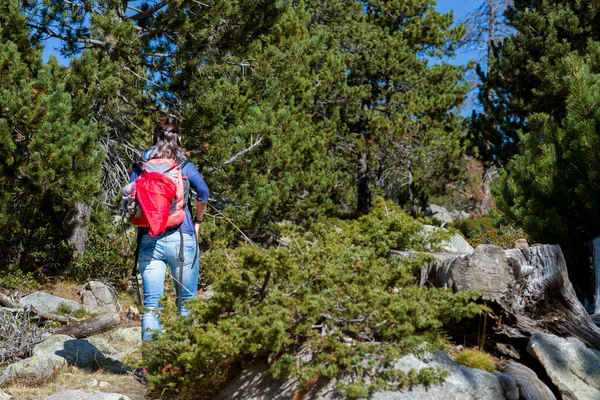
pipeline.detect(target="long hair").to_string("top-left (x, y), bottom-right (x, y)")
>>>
top-left (151, 116), bottom-right (187, 160)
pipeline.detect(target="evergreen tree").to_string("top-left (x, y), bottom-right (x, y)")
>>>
top-left (494, 58), bottom-right (600, 288)
top-left (24, 0), bottom-right (288, 202)
top-left (307, 0), bottom-right (469, 215)
top-left (474, 0), bottom-right (600, 167)
top-left (180, 2), bottom-right (356, 236)
top-left (0, 4), bottom-right (104, 270)
top-left (460, 0), bottom-right (512, 214)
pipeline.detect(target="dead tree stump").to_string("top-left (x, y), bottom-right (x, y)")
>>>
top-left (418, 244), bottom-right (600, 350)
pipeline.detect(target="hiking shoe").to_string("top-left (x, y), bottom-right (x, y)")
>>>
top-left (134, 367), bottom-right (149, 384)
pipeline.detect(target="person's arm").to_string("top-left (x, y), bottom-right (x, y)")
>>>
top-left (184, 162), bottom-right (209, 225)
top-left (122, 162), bottom-right (143, 211)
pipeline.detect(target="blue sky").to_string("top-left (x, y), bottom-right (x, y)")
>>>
top-left (42, 1), bottom-right (482, 68)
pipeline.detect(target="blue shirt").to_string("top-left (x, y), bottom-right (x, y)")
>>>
top-left (129, 148), bottom-right (210, 236)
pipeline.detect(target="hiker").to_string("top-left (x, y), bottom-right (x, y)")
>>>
top-left (126, 116), bottom-right (209, 347)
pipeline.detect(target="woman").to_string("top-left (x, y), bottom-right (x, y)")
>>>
top-left (129, 116), bottom-right (209, 383)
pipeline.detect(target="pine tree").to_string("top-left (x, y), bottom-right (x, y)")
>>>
top-left (475, 0), bottom-right (600, 167)
top-left (460, 0), bottom-right (512, 214)
top-left (307, 0), bottom-right (469, 215)
top-left (24, 0), bottom-right (288, 202)
top-left (0, 4), bottom-right (104, 270)
top-left (494, 57), bottom-right (600, 288)
top-left (180, 2), bottom-right (356, 235)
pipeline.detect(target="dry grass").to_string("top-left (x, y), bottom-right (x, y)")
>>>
top-left (454, 348), bottom-right (496, 373)
top-left (1, 365), bottom-right (148, 400)
top-left (41, 280), bottom-right (83, 303)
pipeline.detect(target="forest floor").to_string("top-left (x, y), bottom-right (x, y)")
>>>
top-left (0, 281), bottom-right (150, 400)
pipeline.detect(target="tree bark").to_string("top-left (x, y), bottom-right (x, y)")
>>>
top-left (357, 151), bottom-right (371, 214)
top-left (479, 164), bottom-right (493, 215)
top-left (63, 203), bottom-right (92, 258)
top-left (54, 312), bottom-right (121, 338)
top-left (418, 244), bottom-right (600, 349)
top-left (591, 238), bottom-right (600, 315)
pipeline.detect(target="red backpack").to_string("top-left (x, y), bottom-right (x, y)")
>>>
top-left (125, 158), bottom-right (190, 236)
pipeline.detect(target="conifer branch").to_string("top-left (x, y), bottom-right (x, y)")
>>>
top-left (128, 0), bottom-right (169, 21)
top-left (206, 136), bottom-right (264, 173)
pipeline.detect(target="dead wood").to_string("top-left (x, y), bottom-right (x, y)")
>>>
top-left (54, 312), bottom-right (122, 338)
top-left (417, 244), bottom-right (600, 350)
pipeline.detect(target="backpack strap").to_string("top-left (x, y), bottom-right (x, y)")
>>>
top-left (177, 159), bottom-right (190, 170)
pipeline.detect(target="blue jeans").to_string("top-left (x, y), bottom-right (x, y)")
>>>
top-left (138, 230), bottom-right (199, 341)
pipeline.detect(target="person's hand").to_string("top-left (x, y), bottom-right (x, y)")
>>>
top-left (194, 222), bottom-right (200, 237)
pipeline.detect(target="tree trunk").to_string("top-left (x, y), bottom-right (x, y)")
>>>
top-left (357, 152), bottom-right (371, 214)
top-left (479, 164), bottom-right (493, 215)
top-left (591, 238), bottom-right (600, 315)
top-left (418, 244), bottom-right (600, 349)
top-left (407, 158), bottom-right (417, 218)
top-left (63, 203), bottom-right (92, 258)
top-left (54, 312), bottom-right (121, 338)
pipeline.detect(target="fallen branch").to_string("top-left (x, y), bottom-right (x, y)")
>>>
top-left (54, 312), bottom-right (122, 338)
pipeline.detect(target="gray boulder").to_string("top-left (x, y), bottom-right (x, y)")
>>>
top-left (372, 351), bottom-right (506, 400)
top-left (79, 281), bottom-right (118, 313)
top-left (425, 204), bottom-right (454, 225)
top-left (33, 335), bottom-right (123, 371)
top-left (422, 225), bottom-right (474, 254)
top-left (494, 372), bottom-right (519, 400)
top-left (108, 327), bottom-right (141, 347)
top-left (502, 362), bottom-right (556, 400)
top-left (44, 390), bottom-right (130, 400)
top-left (0, 391), bottom-right (12, 400)
top-left (217, 350), bottom-right (509, 400)
top-left (528, 333), bottom-right (600, 400)
top-left (19, 292), bottom-right (81, 315)
top-left (0, 354), bottom-right (66, 386)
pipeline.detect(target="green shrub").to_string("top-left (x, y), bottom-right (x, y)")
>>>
top-left (454, 348), bottom-right (495, 373)
top-left (142, 199), bottom-right (486, 398)
top-left (468, 225), bottom-right (529, 249)
top-left (451, 217), bottom-right (494, 239)
top-left (55, 302), bottom-right (88, 318)
top-left (451, 216), bottom-right (529, 249)
top-left (65, 220), bottom-right (134, 289)
top-left (0, 268), bottom-right (37, 291)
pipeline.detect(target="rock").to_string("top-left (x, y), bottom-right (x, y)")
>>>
top-left (443, 232), bottom-right (475, 254)
top-left (19, 292), bottom-right (81, 315)
top-left (503, 362), bottom-right (556, 400)
top-left (373, 351), bottom-right (506, 400)
top-left (88, 378), bottom-right (98, 387)
top-left (495, 343), bottom-right (520, 359)
top-left (425, 204), bottom-right (454, 225)
top-left (79, 281), bottom-right (118, 313)
top-left (494, 372), bottom-right (519, 400)
top-left (86, 337), bottom-right (117, 355)
top-left (111, 345), bottom-right (140, 364)
top-left (98, 381), bottom-right (110, 388)
top-left (44, 390), bottom-right (130, 400)
top-left (420, 245), bottom-right (513, 303)
top-left (0, 390), bottom-right (13, 399)
top-left (33, 335), bottom-right (76, 356)
top-left (33, 335), bottom-right (123, 371)
top-left (0, 354), bottom-right (67, 386)
top-left (200, 285), bottom-right (214, 300)
top-left (422, 225), bottom-right (475, 254)
top-left (108, 327), bottom-right (141, 346)
top-left (513, 239), bottom-right (529, 249)
top-left (450, 209), bottom-right (470, 221)
top-left (528, 333), bottom-right (600, 400)
top-left (217, 350), bottom-right (508, 400)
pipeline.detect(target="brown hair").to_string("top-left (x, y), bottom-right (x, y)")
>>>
top-left (151, 116), bottom-right (186, 160)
